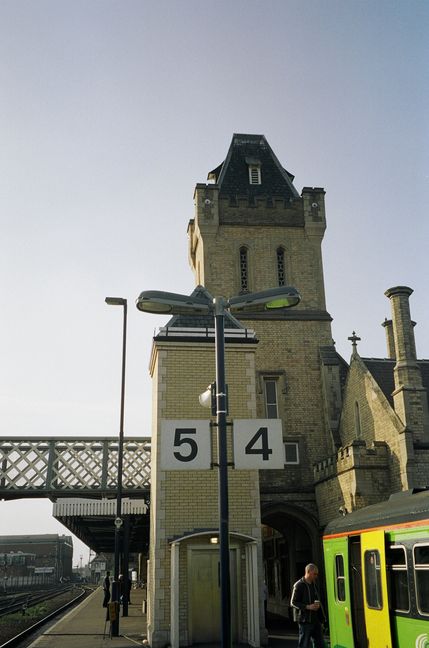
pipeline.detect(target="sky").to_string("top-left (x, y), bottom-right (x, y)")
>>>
top-left (1, 0), bottom-right (428, 564)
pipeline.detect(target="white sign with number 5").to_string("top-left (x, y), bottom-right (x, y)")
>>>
top-left (233, 419), bottom-right (284, 469)
top-left (160, 420), bottom-right (211, 470)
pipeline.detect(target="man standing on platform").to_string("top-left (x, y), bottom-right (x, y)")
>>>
top-left (102, 571), bottom-right (111, 608)
top-left (291, 563), bottom-right (325, 648)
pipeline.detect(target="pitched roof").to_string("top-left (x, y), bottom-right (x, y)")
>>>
top-left (162, 285), bottom-right (243, 330)
top-left (361, 358), bottom-right (429, 408)
top-left (208, 133), bottom-right (300, 202)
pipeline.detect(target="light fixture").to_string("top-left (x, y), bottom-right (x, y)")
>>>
top-left (136, 290), bottom-right (211, 315)
top-left (228, 286), bottom-right (301, 313)
top-left (199, 385), bottom-right (213, 409)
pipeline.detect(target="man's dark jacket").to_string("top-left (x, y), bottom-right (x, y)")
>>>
top-left (291, 577), bottom-right (325, 624)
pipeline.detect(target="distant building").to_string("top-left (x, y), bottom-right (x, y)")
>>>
top-left (0, 534), bottom-right (73, 584)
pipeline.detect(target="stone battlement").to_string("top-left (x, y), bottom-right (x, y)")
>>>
top-left (314, 440), bottom-right (389, 483)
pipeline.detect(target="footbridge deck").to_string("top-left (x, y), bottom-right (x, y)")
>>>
top-left (0, 437), bottom-right (151, 553)
top-left (0, 436), bottom-right (151, 500)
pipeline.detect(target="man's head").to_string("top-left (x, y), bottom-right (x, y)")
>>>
top-left (106, 571), bottom-right (110, 577)
top-left (304, 563), bottom-right (319, 583)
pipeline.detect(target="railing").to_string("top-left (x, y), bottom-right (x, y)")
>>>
top-left (0, 437), bottom-right (151, 500)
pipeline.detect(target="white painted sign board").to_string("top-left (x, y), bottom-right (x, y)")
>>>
top-left (233, 419), bottom-right (284, 469)
top-left (160, 419), bottom-right (211, 470)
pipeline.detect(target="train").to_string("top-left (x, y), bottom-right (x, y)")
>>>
top-left (323, 488), bottom-right (429, 648)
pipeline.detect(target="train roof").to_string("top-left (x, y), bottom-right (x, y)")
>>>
top-left (323, 488), bottom-right (429, 537)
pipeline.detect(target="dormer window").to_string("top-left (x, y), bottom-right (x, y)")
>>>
top-left (245, 157), bottom-right (262, 185)
top-left (248, 165), bottom-right (261, 185)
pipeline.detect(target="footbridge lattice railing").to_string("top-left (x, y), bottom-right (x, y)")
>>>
top-left (0, 437), bottom-right (151, 500)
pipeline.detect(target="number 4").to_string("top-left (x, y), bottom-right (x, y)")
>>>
top-left (245, 427), bottom-right (273, 461)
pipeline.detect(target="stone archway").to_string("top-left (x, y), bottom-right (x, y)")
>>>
top-left (261, 502), bottom-right (320, 620)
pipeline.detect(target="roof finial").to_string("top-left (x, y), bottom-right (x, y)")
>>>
top-left (348, 331), bottom-right (361, 355)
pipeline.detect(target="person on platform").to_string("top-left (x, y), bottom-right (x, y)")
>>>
top-left (102, 571), bottom-right (111, 608)
top-left (291, 563), bottom-right (325, 648)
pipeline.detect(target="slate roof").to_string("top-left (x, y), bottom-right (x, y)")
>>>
top-left (361, 358), bottom-right (429, 408)
top-left (162, 285), bottom-right (244, 330)
top-left (208, 133), bottom-right (300, 202)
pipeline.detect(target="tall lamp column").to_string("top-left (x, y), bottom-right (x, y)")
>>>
top-left (214, 297), bottom-right (231, 647)
top-left (105, 297), bottom-right (127, 637)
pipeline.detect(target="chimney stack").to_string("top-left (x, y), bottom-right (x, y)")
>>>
top-left (382, 318), bottom-right (395, 359)
top-left (385, 286), bottom-right (429, 441)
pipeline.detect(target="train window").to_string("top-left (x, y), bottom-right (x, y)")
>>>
top-left (386, 545), bottom-right (409, 612)
top-left (364, 549), bottom-right (383, 609)
top-left (414, 544), bottom-right (429, 615)
top-left (335, 554), bottom-right (346, 601)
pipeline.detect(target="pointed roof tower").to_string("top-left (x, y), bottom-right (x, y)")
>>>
top-left (208, 133), bottom-right (300, 203)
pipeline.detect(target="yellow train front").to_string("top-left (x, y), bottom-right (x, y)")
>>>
top-left (322, 489), bottom-right (429, 648)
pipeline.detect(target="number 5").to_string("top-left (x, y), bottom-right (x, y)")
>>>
top-left (174, 428), bottom-right (198, 462)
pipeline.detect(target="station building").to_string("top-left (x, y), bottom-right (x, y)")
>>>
top-left (142, 134), bottom-right (429, 647)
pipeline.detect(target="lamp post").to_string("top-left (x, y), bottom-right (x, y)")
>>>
top-left (105, 296), bottom-right (127, 636)
top-left (136, 286), bottom-right (300, 648)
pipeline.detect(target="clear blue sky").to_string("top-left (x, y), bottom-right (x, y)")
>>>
top-left (1, 0), bottom-right (428, 563)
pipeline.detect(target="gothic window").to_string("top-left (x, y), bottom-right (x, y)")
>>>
top-left (239, 246), bottom-right (249, 292)
top-left (354, 402), bottom-right (362, 438)
top-left (264, 379), bottom-right (278, 418)
top-left (277, 247), bottom-right (286, 286)
top-left (248, 165), bottom-right (261, 185)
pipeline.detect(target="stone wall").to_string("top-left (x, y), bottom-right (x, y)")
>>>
top-left (314, 440), bottom-right (390, 526)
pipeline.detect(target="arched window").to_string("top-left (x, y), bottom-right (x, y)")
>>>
top-left (354, 401), bottom-right (362, 438)
top-left (239, 246), bottom-right (249, 292)
top-left (277, 247), bottom-right (285, 286)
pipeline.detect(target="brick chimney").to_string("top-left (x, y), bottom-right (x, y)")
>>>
top-left (385, 286), bottom-right (429, 441)
top-left (382, 318), bottom-right (395, 359)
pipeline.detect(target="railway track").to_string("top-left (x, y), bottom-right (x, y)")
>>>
top-left (0, 585), bottom-right (74, 617)
top-left (0, 585), bottom-right (91, 648)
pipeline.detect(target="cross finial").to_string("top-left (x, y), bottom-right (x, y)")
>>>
top-left (348, 331), bottom-right (361, 354)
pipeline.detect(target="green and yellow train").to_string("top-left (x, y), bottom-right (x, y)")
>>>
top-left (323, 489), bottom-right (429, 648)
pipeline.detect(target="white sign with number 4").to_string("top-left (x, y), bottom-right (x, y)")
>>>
top-left (233, 419), bottom-right (284, 469)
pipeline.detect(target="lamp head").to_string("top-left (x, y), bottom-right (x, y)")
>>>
top-left (228, 286), bottom-right (301, 314)
top-left (105, 297), bottom-right (127, 307)
top-left (136, 290), bottom-right (211, 315)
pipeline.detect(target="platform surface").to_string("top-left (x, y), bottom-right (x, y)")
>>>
top-left (27, 589), bottom-right (304, 648)
top-left (28, 587), bottom-right (147, 648)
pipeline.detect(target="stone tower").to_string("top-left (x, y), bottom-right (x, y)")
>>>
top-left (187, 134), bottom-right (339, 617)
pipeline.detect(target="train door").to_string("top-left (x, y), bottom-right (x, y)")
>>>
top-left (322, 537), bottom-right (354, 648)
top-left (361, 530), bottom-right (392, 648)
top-left (349, 537), bottom-right (368, 648)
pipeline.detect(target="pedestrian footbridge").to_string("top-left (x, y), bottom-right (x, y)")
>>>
top-left (0, 437), bottom-right (151, 553)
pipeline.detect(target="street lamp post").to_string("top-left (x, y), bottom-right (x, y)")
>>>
top-left (136, 286), bottom-right (300, 648)
top-left (213, 297), bottom-right (231, 644)
top-left (105, 297), bottom-right (127, 637)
